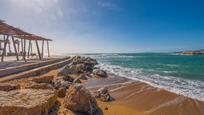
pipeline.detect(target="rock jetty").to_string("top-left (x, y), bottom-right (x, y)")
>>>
top-left (0, 56), bottom-right (112, 115)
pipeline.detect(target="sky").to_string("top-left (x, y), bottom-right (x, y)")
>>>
top-left (0, 0), bottom-right (204, 54)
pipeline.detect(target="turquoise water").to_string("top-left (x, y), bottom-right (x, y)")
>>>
top-left (95, 53), bottom-right (204, 81)
top-left (85, 53), bottom-right (204, 101)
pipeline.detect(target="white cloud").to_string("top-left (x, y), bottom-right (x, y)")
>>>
top-left (9, 0), bottom-right (60, 14)
top-left (97, 1), bottom-right (123, 11)
top-left (57, 9), bottom-right (64, 17)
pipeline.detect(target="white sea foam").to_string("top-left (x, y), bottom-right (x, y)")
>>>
top-left (96, 62), bottom-right (204, 102)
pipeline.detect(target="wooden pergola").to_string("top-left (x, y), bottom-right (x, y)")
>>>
top-left (0, 20), bottom-right (52, 62)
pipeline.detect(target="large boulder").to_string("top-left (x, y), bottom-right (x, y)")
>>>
top-left (93, 69), bottom-right (108, 78)
top-left (95, 87), bottom-right (114, 102)
top-left (64, 84), bottom-right (98, 115)
top-left (0, 83), bottom-right (20, 91)
top-left (0, 89), bottom-right (57, 115)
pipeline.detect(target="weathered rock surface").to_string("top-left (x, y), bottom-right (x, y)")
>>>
top-left (0, 83), bottom-right (20, 91)
top-left (22, 82), bottom-right (54, 90)
top-left (93, 69), bottom-right (108, 78)
top-left (73, 78), bottom-right (82, 83)
top-left (52, 77), bottom-right (71, 89)
top-left (0, 89), bottom-right (57, 115)
top-left (95, 87), bottom-right (113, 102)
top-left (52, 77), bottom-right (72, 97)
top-left (78, 73), bottom-right (88, 80)
top-left (64, 84), bottom-right (98, 115)
top-left (76, 64), bottom-right (85, 73)
top-left (57, 87), bottom-right (67, 98)
top-left (62, 75), bottom-right (74, 82)
top-left (58, 64), bottom-right (78, 76)
top-left (30, 75), bottom-right (54, 84)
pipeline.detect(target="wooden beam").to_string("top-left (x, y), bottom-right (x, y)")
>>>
top-left (1, 35), bottom-right (9, 62)
top-left (47, 40), bottom-right (50, 57)
top-left (41, 40), bottom-right (44, 58)
top-left (11, 36), bottom-right (19, 61)
top-left (35, 40), bottom-right (42, 60)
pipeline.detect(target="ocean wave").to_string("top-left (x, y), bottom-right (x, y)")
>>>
top-left (87, 54), bottom-right (145, 59)
top-left (96, 62), bottom-right (204, 102)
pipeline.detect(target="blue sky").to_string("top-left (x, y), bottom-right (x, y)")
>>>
top-left (0, 0), bottom-right (204, 54)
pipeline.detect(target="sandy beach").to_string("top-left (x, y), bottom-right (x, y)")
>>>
top-left (85, 73), bottom-right (204, 115)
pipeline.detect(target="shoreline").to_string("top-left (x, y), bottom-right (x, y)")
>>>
top-left (96, 61), bottom-right (204, 102)
top-left (85, 73), bottom-right (204, 115)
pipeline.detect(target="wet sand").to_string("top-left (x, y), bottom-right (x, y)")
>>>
top-left (85, 74), bottom-right (204, 115)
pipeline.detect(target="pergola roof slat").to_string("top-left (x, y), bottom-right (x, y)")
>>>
top-left (0, 20), bottom-right (52, 41)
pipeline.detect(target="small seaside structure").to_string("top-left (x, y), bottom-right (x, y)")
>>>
top-left (0, 20), bottom-right (52, 62)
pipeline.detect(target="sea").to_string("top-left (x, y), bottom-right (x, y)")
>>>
top-left (83, 53), bottom-right (204, 101)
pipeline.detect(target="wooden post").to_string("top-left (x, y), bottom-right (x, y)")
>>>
top-left (11, 36), bottom-right (19, 61)
top-left (3, 35), bottom-right (7, 56)
top-left (23, 39), bottom-right (26, 62)
top-left (8, 41), bottom-right (11, 53)
top-left (27, 40), bottom-right (31, 58)
top-left (17, 41), bottom-right (20, 53)
top-left (1, 35), bottom-right (9, 62)
top-left (21, 38), bottom-right (23, 57)
top-left (41, 40), bottom-right (44, 58)
top-left (31, 42), bottom-right (33, 57)
top-left (35, 40), bottom-right (42, 60)
top-left (47, 40), bottom-right (50, 57)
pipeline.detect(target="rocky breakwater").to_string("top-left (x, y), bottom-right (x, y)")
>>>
top-left (0, 56), bottom-right (113, 115)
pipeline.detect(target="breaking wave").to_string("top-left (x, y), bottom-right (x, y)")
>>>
top-left (97, 62), bottom-right (204, 102)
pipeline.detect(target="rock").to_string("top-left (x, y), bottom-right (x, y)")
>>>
top-left (52, 77), bottom-right (71, 97)
top-left (53, 77), bottom-right (71, 89)
top-left (64, 84), bottom-right (98, 115)
top-left (57, 106), bottom-right (76, 115)
top-left (0, 83), bottom-right (20, 91)
top-left (78, 73), bottom-right (88, 80)
top-left (93, 69), bottom-right (108, 78)
top-left (83, 62), bottom-right (95, 73)
top-left (76, 64), bottom-right (85, 73)
top-left (57, 87), bottom-right (67, 98)
top-left (30, 75), bottom-right (54, 84)
top-left (57, 66), bottom-right (69, 76)
top-left (62, 75), bottom-right (74, 82)
top-left (58, 64), bottom-right (78, 76)
top-left (95, 87), bottom-right (113, 102)
top-left (56, 81), bottom-right (71, 97)
top-left (73, 78), bottom-right (82, 83)
top-left (0, 89), bottom-right (57, 115)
